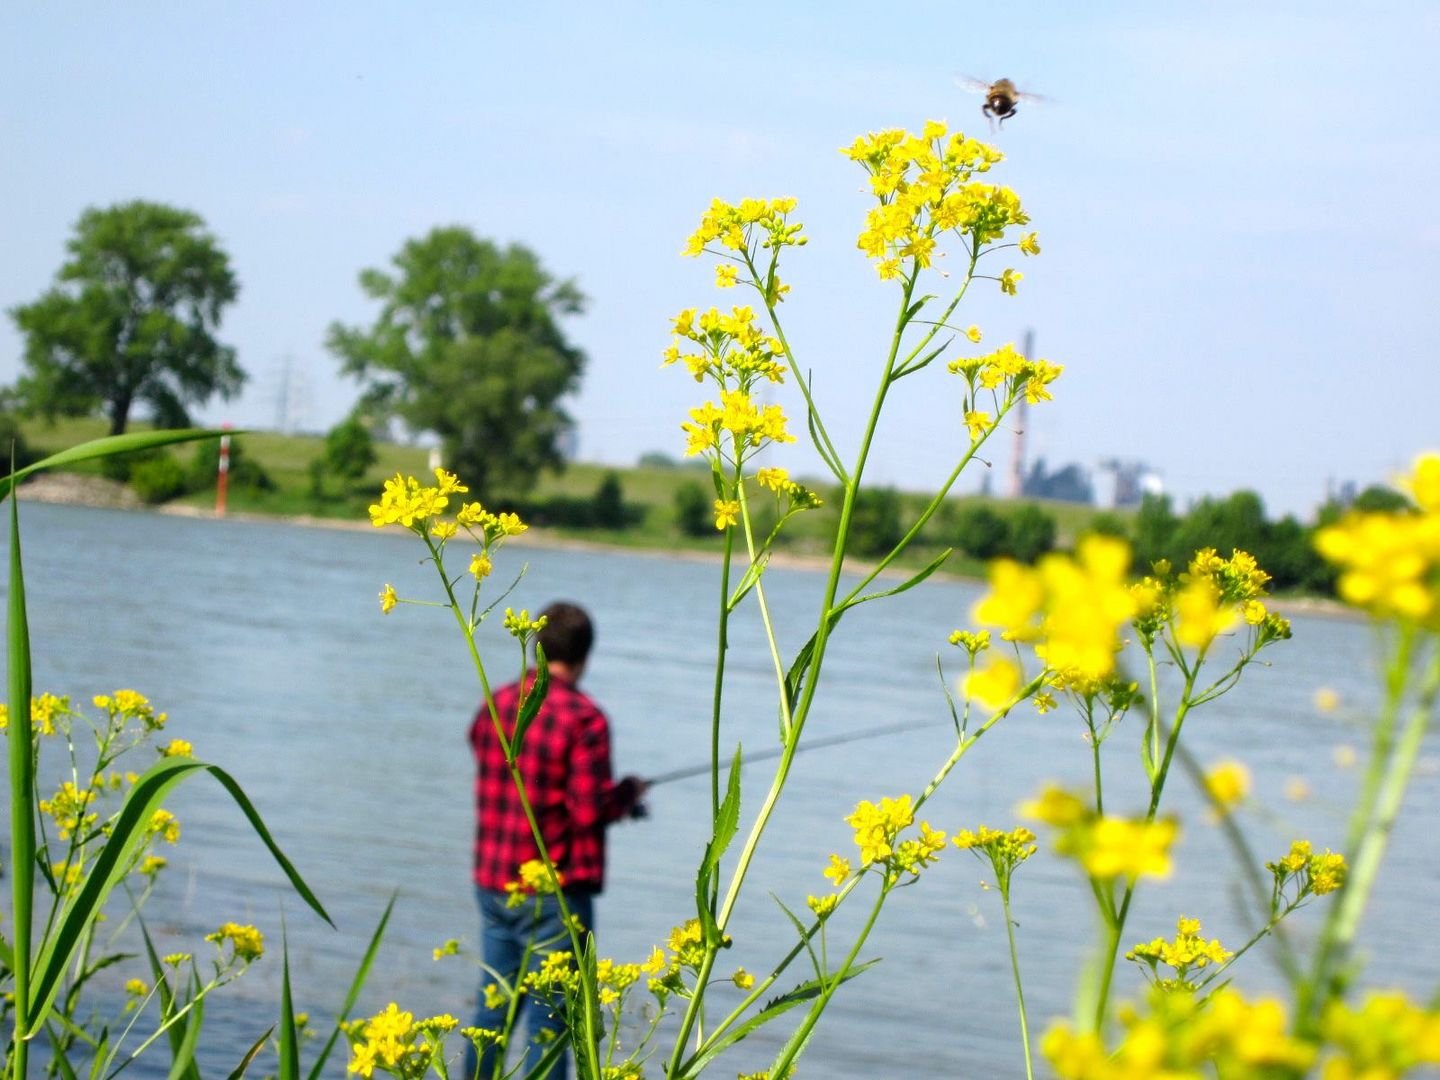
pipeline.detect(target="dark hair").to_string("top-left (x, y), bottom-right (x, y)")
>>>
top-left (537, 601), bottom-right (594, 666)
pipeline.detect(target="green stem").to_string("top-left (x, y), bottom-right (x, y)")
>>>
top-left (999, 882), bottom-right (1034, 1080)
top-left (737, 480), bottom-right (791, 740)
top-left (1092, 671), bottom-right (1197, 1030)
top-left (666, 267), bottom-right (921, 1078)
top-left (769, 880), bottom-right (892, 1078)
top-left (1301, 634), bottom-right (1439, 1029)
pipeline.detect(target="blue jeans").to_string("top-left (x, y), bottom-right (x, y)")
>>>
top-left (466, 887), bottom-right (595, 1080)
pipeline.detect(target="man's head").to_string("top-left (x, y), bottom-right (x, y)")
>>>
top-left (537, 601), bottom-right (594, 675)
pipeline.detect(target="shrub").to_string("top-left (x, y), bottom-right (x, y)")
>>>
top-left (675, 480), bottom-right (714, 537)
top-left (1006, 504), bottom-right (1057, 563)
top-left (848, 486), bottom-right (903, 557)
top-left (592, 471), bottom-right (629, 529)
top-left (129, 453), bottom-right (188, 504)
top-left (954, 503), bottom-right (1011, 560)
top-left (323, 416), bottom-right (378, 482)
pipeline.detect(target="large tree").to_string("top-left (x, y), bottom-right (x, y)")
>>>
top-left (10, 201), bottom-right (243, 435)
top-left (327, 227), bottom-right (586, 496)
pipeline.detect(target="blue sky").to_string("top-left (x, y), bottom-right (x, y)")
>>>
top-left (3, 2), bottom-right (1436, 517)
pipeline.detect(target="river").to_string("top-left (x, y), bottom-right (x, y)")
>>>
top-left (3, 502), bottom-right (1436, 1077)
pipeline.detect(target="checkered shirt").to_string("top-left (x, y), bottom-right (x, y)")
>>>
top-left (469, 671), bottom-right (639, 893)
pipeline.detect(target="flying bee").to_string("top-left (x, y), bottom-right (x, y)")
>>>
top-left (954, 76), bottom-right (1047, 128)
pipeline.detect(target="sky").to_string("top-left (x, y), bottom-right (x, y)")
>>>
top-left (2, 2), bottom-right (1437, 518)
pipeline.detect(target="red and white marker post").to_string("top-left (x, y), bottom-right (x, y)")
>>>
top-left (215, 423), bottom-right (232, 516)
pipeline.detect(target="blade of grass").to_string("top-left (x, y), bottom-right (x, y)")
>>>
top-left (25, 756), bottom-right (331, 1037)
top-left (305, 892), bottom-right (396, 1080)
top-left (8, 464), bottom-right (36, 1078)
top-left (0, 429), bottom-right (233, 502)
top-left (224, 1028), bottom-right (276, 1080)
top-left (278, 925), bottom-right (300, 1080)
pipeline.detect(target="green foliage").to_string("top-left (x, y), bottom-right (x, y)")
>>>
top-left (592, 470), bottom-right (628, 529)
top-left (322, 416), bottom-right (378, 482)
top-left (1132, 492), bottom-right (1180, 569)
top-left (1085, 511), bottom-right (1130, 540)
top-left (847, 486), bottom-right (903, 558)
top-left (1006, 504), bottom-right (1057, 563)
top-left (675, 480), bottom-right (714, 537)
top-left (954, 503), bottom-right (1011, 560)
top-left (327, 227), bottom-right (586, 497)
top-left (129, 452), bottom-right (188, 504)
top-left (1351, 484), bottom-right (1412, 513)
top-left (0, 408), bottom-right (39, 473)
top-left (9, 201), bottom-right (243, 436)
top-left (190, 436), bottom-right (276, 493)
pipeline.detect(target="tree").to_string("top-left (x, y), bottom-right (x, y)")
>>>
top-left (1006, 504), bottom-right (1058, 563)
top-left (849, 486), bottom-right (903, 558)
top-left (327, 227), bottom-right (586, 496)
top-left (323, 415), bottom-right (379, 482)
top-left (10, 201), bottom-right (242, 435)
top-left (591, 471), bottom-right (628, 530)
top-left (954, 503), bottom-right (1011, 560)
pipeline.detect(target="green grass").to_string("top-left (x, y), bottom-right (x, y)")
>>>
top-left (14, 416), bottom-right (1133, 577)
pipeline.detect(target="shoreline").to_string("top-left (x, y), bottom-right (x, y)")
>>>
top-left (15, 471), bottom-right (1359, 620)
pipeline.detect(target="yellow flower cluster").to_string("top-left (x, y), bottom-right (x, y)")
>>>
top-left (1316, 452), bottom-right (1440, 626)
top-left (39, 781), bottom-right (97, 841)
top-left (1267, 839), bottom-right (1347, 901)
top-left (681, 388), bottom-right (795, 459)
top-left (1322, 991), bottom-right (1440, 1077)
top-left (371, 470), bottom-right (529, 612)
top-left (1022, 786), bottom-right (1178, 882)
top-left (666, 305), bottom-right (788, 387)
top-left (974, 536), bottom-right (1137, 687)
top-left (206, 921), bottom-right (264, 962)
top-left (947, 628), bottom-right (991, 656)
top-left (1134, 548), bottom-right (1289, 653)
top-left (92, 689), bottom-right (166, 731)
top-left (347, 1003), bottom-right (459, 1079)
top-left (756, 466), bottom-right (823, 512)
top-left (159, 738), bottom-right (193, 758)
top-left (948, 343), bottom-right (1063, 439)
top-left (149, 808), bottom-right (181, 845)
top-left (503, 858), bottom-right (564, 907)
top-left (1202, 760), bottom-right (1250, 817)
top-left (953, 825), bottom-right (1037, 889)
top-left (1044, 988), bottom-right (1315, 1078)
top-left (523, 949), bottom-right (580, 997)
top-left (502, 607), bottom-right (548, 641)
top-left (0, 692), bottom-right (75, 737)
top-left (1127, 916), bottom-right (1233, 990)
top-left (842, 121), bottom-right (1026, 283)
top-left (844, 794), bottom-right (946, 877)
top-left (683, 197), bottom-right (806, 305)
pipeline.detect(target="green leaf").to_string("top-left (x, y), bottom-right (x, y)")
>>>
top-left (8, 471), bottom-right (36, 1041)
top-left (0, 429), bottom-right (230, 502)
top-left (726, 554), bottom-right (770, 613)
top-left (511, 646), bottom-right (550, 759)
top-left (836, 549), bottom-right (953, 615)
top-left (225, 1027), bottom-right (276, 1080)
top-left (164, 974), bottom-right (205, 1080)
top-left (48, 1027), bottom-right (81, 1080)
top-left (306, 892), bottom-right (396, 1080)
top-left (676, 960), bottom-right (879, 1078)
top-left (278, 926), bottom-right (300, 1080)
top-left (24, 756), bottom-right (331, 1037)
top-left (139, 920), bottom-right (202, 1080)
top-left (695, 745), bottom-right (742, 946)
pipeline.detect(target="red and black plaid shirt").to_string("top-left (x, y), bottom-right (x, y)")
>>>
top-left (469, 671), bottom-right (639, 893)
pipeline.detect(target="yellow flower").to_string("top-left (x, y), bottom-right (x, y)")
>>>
top-left (1202, 761), bottom-right (1250, 817)
top-left (159, 738), bottom-right (193, 758)
top-left (823, 853), bottom-right (851, 886)
top-left (999, 268), bottom-right (1023, 295)
top-left (1018, 231), bottom-right (1040, 256)
top-left (965, 324), bottom-right (983, 343)
top-left (806, 894), bottom-right (838, 918)
top-left (432, 939), bottom-right (461, 961)
top-left (379, 584), bottom-right (398, 614)
top-left (1174, 577), bottom-right (1238, 651)
top-left (1080, 816), bottom-right (1178, 881)
top-left (963, 410), bottom-right (992, 442)
top-left (713, 499), bottom-right (740, 530)
top-left (1313, 687), bottom-right (1340, 713)
top-left (431, 521), bottom-right (458, 541)
top-left (207, 922), bottom-right (264, 962)
top-left (715, 263), bottom-right (738, 288)
top-left (149, 808), bottom-right (181, 845)
top-left (756, 467), bottom-right (790, 491)
top-left (731, 968), bottom-right (754, 989)
top-left (125, 978), bottom-right (149, 997)
top-left (963, 656), bottom-right (1023, 710)
top-left (469, 554), bottom-right (493, 580)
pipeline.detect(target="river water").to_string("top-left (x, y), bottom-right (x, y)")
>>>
top-left (3, 501), bottom-right (1436, 1078)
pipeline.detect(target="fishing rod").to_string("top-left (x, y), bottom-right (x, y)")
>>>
top-left (644, 717), bottom-right (940, 788)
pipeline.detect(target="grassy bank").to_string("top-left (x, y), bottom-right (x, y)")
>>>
top-left (15, 416), bottom-right (1126, 577)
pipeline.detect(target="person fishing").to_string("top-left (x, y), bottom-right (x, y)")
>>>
top-left (466, 600), bottom-right (648, 1079)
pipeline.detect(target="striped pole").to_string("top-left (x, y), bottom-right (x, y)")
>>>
top-left (215, 423), bottom-right (232, 516)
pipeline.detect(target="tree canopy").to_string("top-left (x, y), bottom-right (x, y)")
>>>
top-left (9, 200), bottom-right (243, 435)
top-left (326, 227), bottom-right (587, 496)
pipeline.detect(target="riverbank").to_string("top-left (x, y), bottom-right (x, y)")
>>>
top-left (14, 467), bottom-right (1356, 620)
